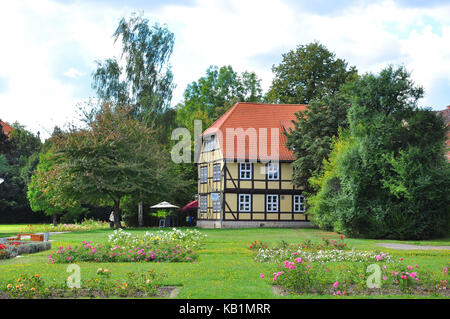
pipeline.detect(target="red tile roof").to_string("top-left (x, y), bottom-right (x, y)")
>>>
top-left (202, 102), bottom-right (307, 161)
top-left (0, 120), bottom-right (12, 137)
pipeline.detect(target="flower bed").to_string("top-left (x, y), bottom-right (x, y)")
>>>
top-left (48, 228), bottom-right (205, 264)
top-left (0, 269), bottom-right (172, 298)
top-left (266, 258), bottom-right (449, 296)
top-left (21, 219), bottom-right (109, 234)
top-left (48, 241), bottom-right (196, 263)
top-left (108, 228), bottom-right (207, 250)
top-left (255, 247), bottom-right (393, 264)
top-left (252, 239), bottom-right (449, 296)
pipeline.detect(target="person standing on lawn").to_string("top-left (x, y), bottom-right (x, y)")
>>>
top-left (109, 211), bottom-right (114, 229)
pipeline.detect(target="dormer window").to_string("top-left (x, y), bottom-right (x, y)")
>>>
top-left (203, 134), bottom-right (216, 152)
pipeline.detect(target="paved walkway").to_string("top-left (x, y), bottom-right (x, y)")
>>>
top-left (376, 243), bottom-right (450, 250)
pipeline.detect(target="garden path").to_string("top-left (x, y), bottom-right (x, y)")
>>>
top-left (376, 243), bottom-right (450, 250)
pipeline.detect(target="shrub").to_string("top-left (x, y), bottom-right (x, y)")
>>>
top-left (0, 241), bottom-right (51, 259)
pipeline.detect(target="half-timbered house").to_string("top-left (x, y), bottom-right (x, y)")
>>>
top-left (196, 102), bottom-right (311, 228)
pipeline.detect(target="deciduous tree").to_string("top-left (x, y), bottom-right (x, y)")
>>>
top-left (266, 41), bottom-right (357, 104)
top-left (53, 104), bottom-right (172, 228)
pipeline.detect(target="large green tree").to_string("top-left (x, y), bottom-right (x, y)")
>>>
top-left (286, 92), bottom-right (352, 191)
top-left (266, 41), bottom-right (357, 104)
top-left (0, 123), bottom-right (41, 219)
top-left (176, 65), bottom-right (263, 131)
top-left (308, 66), bottom-right (449, 239)
top-left (52, 104), bottom-right (173, 228)
top-left (27, 149), bottom-right (85, 226)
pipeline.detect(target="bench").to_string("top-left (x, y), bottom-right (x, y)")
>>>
top-left (15, 234), bottom-right (45, 242)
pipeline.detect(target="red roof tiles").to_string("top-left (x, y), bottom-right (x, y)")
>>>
top-left (202, 102), bottom-right (307, 161)
top-left (0, 120), bottom-right (12, 137)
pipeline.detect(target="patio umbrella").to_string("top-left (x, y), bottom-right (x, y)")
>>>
top-left (181, 200), bottom-right (198, 212)
top-left (150, 201), bottom-right (179, 209)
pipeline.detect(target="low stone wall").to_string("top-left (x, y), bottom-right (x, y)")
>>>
top-left (197, 220), bottom-right (312, 229)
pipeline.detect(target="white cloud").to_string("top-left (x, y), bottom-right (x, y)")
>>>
top-left (63, 68), bottom-right (84, 78)
top-left (0, 0), bottom-right (449, 141)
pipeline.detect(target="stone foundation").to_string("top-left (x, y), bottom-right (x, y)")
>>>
top-left (196, 220), bottom-right (312, 229)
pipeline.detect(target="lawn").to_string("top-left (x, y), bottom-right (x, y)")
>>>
top-left (0, 226), bottom-right (449, 299)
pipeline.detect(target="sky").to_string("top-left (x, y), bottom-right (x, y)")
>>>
top-left (1, 0), bottom-right (450, 139)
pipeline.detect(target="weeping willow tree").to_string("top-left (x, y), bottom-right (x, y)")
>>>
top-left (92, 12), bottom-right (176, 142)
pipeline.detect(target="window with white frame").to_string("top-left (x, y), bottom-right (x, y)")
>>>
top-left (293, 195), bottom-right (305, 213)
top-left (266, 195), bottom-right (279, 212)
top-left (213, 164), bottom-right (221, 181)
top-left (212, 193), bottom-right (221, 212)
top-left (267, 162), bottom-right (279, 180)
top-left (200, 195), bottom-right (207, 212)
top-left (238, 194), bottom-right (251, 212)
top-left (203, 135), bottom-right (216, 152)
top-left (200, 166), bottom-right (208, 183)
top-left (239, 163), bottom-right (252, 180)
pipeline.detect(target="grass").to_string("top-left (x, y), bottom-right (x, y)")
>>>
top-left (0, 226), bottom-right (449, 299)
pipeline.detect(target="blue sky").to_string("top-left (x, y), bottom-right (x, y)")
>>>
top-left (1, 0), bottom-right (449, 139)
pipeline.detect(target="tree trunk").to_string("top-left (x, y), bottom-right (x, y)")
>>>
top-left (52, 214), bottom-right (57, 227)
top-left (138, 201), bottom-right (144, 227)
top-left (113, 199), bottom-right (121, 229)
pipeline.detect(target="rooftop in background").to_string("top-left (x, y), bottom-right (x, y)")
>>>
top-left (202, 102), bottom-right (307, 161)
top-left (0, 120), bottom-right (13, 137)
top-left (436, 105), bottom-right (450, 126)
top-left (436, 105), bottom-right (450, 161)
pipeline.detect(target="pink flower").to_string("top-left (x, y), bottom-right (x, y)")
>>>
top-left (333, 281), bottom-right (339, 288)
top-left (443, 267), bottom-right (448, 273)
top-left (400, 258), bottom-right (403, 261)
top-left (260, 273), bottom-right (264, 279)
top-left (67, 257), bottom-right (72, 261)
top-left (382, 276), bottom-right (387, 280)
top-left (376, 255), bottom-right (382, 261)
top-left (293, 252), bottom-right (298, 256)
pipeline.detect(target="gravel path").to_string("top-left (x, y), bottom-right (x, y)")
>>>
top-left (376, 243), bottom-right (450, 250)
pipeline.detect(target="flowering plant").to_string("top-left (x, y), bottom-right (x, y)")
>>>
top-left (5, 274), bottom-right (50, 298)
top-left (322, 235), bottom-right (348, 250)
top-left (255, 247), bottom-right (393, 264)
top-left (249, 241), bottom-right (268, 250)
top-left (0, 244), bottom-right (7, 260)
top-left (108, 228), bottom-right (207, 250)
